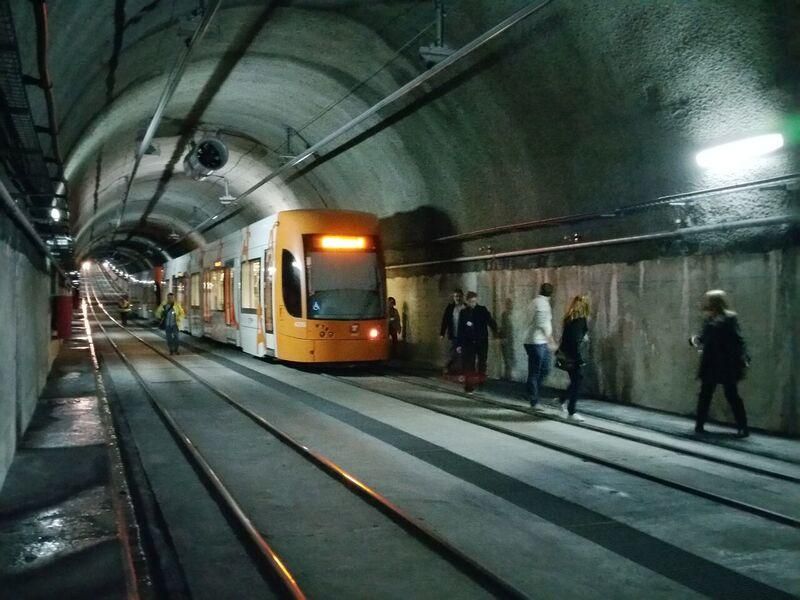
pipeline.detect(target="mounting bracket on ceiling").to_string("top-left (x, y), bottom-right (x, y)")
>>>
top-left (419, 0), bottom-right (454, 68)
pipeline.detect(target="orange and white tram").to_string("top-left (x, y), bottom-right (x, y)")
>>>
top-left (158, 210), bottom-right (389, 363)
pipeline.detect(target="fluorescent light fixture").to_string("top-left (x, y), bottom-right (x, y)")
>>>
top-left (696, 133), bottom-right (784, 168)
top-left (50, 207), bottom-right (61, 221)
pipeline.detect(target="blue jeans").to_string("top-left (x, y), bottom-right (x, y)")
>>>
top-left (165, 325), bottom-right (180, 353)
top-left (524, 343), bottom-right (550, 405)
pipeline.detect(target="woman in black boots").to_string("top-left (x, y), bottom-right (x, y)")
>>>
top-left (690, 290), bottom-right (750, 438)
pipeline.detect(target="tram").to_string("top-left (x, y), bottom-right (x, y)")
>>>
top-left (157, 210), bottom-right (389, 363)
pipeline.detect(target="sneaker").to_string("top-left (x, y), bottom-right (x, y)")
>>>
top-left (694, 426), bottom-right (706, 435)
top-left (567, 413), bottom-right (585, 422)
top-left (559, 405), bottom-right (569, 418)
top-left (735, 428), bottom-right (750, 438)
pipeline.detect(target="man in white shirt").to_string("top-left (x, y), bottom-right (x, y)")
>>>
top-left (524, 283), bottom-right (555, 407)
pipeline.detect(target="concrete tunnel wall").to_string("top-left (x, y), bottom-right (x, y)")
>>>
top-left (0, 218), bottom-right (56, 490)
top-left (5, 1), bottom-right (797, 436)
top-left (387, 246), bottom-right (800, 435)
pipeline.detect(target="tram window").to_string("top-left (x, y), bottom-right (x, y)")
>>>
top-left (190, 273), bottom-right (200, 307)
top-left (202, 271), bottom-right (211, 321)
top-left (173, 277), bottom-right (186, 308)
top-left (282, 250), bottom-right (303, 318)
top-left (208, 269), bottom-right (225, 311)
top-left (241, 258), bottom-right (261, 314)
top-left (306, 251), bottom-right (383, 320)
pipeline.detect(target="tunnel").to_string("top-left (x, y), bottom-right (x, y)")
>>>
top-left (1, 1), bottom-right (799, 597)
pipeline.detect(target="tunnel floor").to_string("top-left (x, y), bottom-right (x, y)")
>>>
top-left (1, 306), bottom-right (799, 598)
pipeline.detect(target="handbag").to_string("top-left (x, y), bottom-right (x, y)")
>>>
top-left (555, 349), bottom-right (576, 371)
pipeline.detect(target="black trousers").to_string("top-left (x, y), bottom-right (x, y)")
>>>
top-left (462, 339), bottom-right (488, 390)
top-left (696, 381), bottom-right (748, 430)
top-left (564, 365), bottom-right (583, 415)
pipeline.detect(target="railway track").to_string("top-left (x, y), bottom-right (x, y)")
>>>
top-left (86, 293), bottom-right (305, 599)
top-left (324, 371), bottom-right (800, 529)
top-left (87, 286), bottom-right (529, 599)
top-left (115, 290), bottom-right (798, 533)
top-left (377, 372), bottom-right (800, 482)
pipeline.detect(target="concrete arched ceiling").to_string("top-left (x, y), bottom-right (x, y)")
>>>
top-left (9, 0), bottom-right (799, 269)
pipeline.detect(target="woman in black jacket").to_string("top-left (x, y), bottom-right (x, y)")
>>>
top-left (690, 290), bottom-right (749, 437)
top-left (558, 295), bottom-right (590, 420)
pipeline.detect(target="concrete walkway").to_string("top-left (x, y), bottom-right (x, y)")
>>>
top-left (0, 314), bottom-right (128, 599)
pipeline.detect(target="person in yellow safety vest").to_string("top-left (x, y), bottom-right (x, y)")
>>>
top-left (155, 293), bottom-right (185, 355)
top-left (119, 295), bottom-right (132, 326)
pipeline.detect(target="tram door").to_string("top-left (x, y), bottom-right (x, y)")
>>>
top-left (264, 225), bottom-right (276, 352)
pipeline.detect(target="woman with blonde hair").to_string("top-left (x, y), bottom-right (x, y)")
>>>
top-left (689, 290), bottom-right (750, 437)
top-left (557, 295), bottom-right (590, 420)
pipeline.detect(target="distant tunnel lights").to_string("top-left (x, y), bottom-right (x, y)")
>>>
top-left (696, 134), bottom-right (784, 169)
top-left (50, 207), bottom-right (61, 222)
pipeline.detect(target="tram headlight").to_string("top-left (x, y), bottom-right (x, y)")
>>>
top-left (368, 327), bottom-right (380, 339)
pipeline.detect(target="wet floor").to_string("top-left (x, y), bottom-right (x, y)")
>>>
top-left (0, 318), bottom-right (126, 599)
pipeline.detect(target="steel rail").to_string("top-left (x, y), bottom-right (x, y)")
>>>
top-left (323, 374), bottom-right (800, 529)
top-left (119, 323), bottom-right (800, 529)
top-left (86, 289), bottom-right (306, 600)
top-left (82, 300), bottom-right (151, 600)
top-left (379, 372), bottom-right (800, 482)
top-left (89, 287), bottom-right (530, 600)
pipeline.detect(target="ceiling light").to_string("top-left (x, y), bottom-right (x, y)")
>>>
top-left (696, 133), bottom-right (784, 169)
top-left (50, 207), bottom-right (61, 221)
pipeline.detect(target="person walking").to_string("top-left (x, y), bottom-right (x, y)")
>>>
top-left (557, 295), bottom-right (590, 421)
top-left (440, 289), bottom-right (466, 377)
top-left (387, 296), bottom-right (402, 355)
top-left (690, 290), bottom-right (750, 437)
top-left (155, 293), bottom-right (185, 355)
top-left (118, 295), bottom-right (132, 326)
top-left (524, 283), bottom-right (555, 408)
top-left (456, 291), bottom-right (497, 393)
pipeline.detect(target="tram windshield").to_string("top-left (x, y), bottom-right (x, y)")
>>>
top-left (306, 249), bottom-right (384, 320)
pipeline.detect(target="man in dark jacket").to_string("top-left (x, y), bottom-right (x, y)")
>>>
top-left (439, 289), bottom-right (465, 376)
top-left (456, 291), bottom-right (498, 392)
